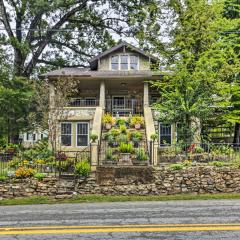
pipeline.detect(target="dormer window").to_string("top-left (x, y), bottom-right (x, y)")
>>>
top-left (110, 54), bottom-right (139, 70)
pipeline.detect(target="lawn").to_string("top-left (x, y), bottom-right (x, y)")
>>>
top-left (1, 193), bottom-right (240, 206)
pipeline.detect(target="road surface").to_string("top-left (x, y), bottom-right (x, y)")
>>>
top-left (0, 199), bottom-right (240, 239)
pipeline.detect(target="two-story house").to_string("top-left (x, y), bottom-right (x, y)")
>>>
top-left (43, 42), bottom-right (176, 166)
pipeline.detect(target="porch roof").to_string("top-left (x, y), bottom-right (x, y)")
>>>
top-left (41, 68), bottom-right (163, 80)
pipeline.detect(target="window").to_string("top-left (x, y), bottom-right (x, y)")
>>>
top-left (130, 55), bottom-right (138, 70)
top-left (111, 55), bottom-right (139, 70)
top-left (159, 123), bottom-right (172, 146)
top-left (61, 123), bottom-right (72, 146)
top-left (120, 55), bottom-right (128, 70)
top-left (111, 55), bottom-right (119, 70)
top-left (77, 123), bottom-right (89, 146)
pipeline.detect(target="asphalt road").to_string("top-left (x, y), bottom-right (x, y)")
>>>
top-left (0, 199), bottom-right (240, 239)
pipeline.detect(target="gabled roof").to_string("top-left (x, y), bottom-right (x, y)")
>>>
top-left (89, 41), bottom-right (158, 70)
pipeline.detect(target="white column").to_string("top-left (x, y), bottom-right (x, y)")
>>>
top-left (144, 82), bottom-right (149, 107)
top-left (99, 80), bottom-right (105, 109)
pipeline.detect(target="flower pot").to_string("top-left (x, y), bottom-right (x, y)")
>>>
top-left (134, 123), bottom-right (141, 129)
top-left (105, 123), bottom-right (112, 130)
top-left (118, 153), bottom-right (132, 165)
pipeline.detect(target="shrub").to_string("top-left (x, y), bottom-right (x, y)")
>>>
top-left (119, 143), bottom-right (133, 153)
top-left (210, 161), bottom-right (228, 167)
top-left (15, 167), bottom-right (36, 178)
top-left (103, 113), bottom-right (115, 125)
top-left (135, 148), bottom-right (149, 161)
top-left (182, 160), bottom-right (192, 167)
top-left (119, 125), bottom-right (127, 134)
top-left (90, 134), bottom-right (98, 142)
top-left (107, 134), bottom-right (114, 145)
top-left (34, 173), bottom-right (47, 180)
top-left (110, 128), bottom-right (120, 137)
top-left (116, 134), bottom-right (128, 143)
top-left (130, 116), bottom-right (143, 126)
top-left (170, 163), bottom-right (184, 171)
top-left (195, 146), bottom-right (204, 153)
top-left (116, 118), bottom-right (126, 126)
top-left (0, 172), bottom-right (8, 182)
top-left (130, 131), bottom-right (142, 141)
top-left (106, 149), bottom-right (116, 161)
top-left (34, 159), bottom-right (45, 165)
top-left (75, 161), bottom-right (91, 177)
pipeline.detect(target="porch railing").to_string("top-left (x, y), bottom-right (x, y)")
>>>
top-left (68, 98), bottom-right (99, 107)
top-left (105, 98), bottom-right (143, 116)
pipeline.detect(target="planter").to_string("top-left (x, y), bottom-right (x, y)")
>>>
top-left (118, 153), bottom-right (132, 165)
top-left (134, 123), bottom-right (141, 129)
top-left (132, 160), bottom-right (149, 166)
top-left (102, 160), bottom-right (117, 165)
top-left (105, 123), bottom-right (112, 130)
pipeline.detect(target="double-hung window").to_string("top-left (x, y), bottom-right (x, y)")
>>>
top-left (111, 55), bottom-right (119, 70)
top-left (130, 55), bottom-right (138, 70)
top-left (77, 122), bottom-right (89, 146)
top-left (159, 123), bottom-right (172, 146)
top-left (120, 55), bottom-right (128, 70)
top-left (61, 123), bottom-right (72, 146)
top-left (111, 55), bottom-right (139, 70)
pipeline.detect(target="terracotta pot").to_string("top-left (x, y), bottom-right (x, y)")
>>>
top-left (105, 123), bottom-right (112, 130)
top-left (134, 123), bottom-right (141, 129)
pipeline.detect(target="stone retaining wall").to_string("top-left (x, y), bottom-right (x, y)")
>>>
top-left (1, 166), bottom-right (240, 199)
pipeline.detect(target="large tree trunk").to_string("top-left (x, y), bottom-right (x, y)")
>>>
top-left (233, 123), bottom-right (240, 145)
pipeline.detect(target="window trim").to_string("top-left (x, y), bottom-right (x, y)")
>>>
top-left (76, 122), bottom-right (89, 147)
top-left (159, 122), bottom-right (172, 147)
top-left (61, 122), bottom-right (72, 147)
top-left (110, 54), bottom-right (139, 71)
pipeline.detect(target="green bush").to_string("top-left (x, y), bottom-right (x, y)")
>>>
top-left (135, 148), bottom-right (149, 161)
top-left (119, 143), bottom-right (133, 153)
top-left (75, 161), bottom-right (91, 177)
top-left (195, 146), bottom-right (204, 153)
top-left (116, 118), bottom-right (126, 126)
top-left (110, 128), bottom-right (120, 137)
top-left (34, 173), bottom-right (47, 181)
top-left (119, 125), bottom-right (127, 134)
top-left (210, 161), bottom-right (228, 167)
top-left (130, 131), bottom-right (142, 141)
top-left (0, 172), bottom-right (8, 182)
top-left (170, 163), bottom-right (184, 171)
top-left (116, 134), bottom-right (128, 143)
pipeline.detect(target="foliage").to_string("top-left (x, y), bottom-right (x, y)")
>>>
top-left (195, 146), bottom-right (205, 154)
top-left (150, 133), bottom-right (158, 141)
top-left (34, 173), bottom-right (47, 181)
top-left (116, 134), bottom-right (128, 143)
top-left (210, 161), bottom-right (229, 167)
top-left (90, 134), bottom-right (98, 142)
top-left (119, 125), bottom-right (127, 134)
top-left (103, 114), bottom-right (115, 125)
top-left (211, 144), bottom-right (234, 156)
top-left (0, 172), bottom-right (8, 182)
top-left (182, 160), bottom-right (192, 167)
top-left (170, 163), bottom-right (184, 171)
top-left (75, 161), bottom-right (91, 178)
top-left (109, 128), bottom-right (120, 137)
top-left (15, 167), bottom-right (36, 178)
top-left (130, 116), bottom-right (144, 126)
top-left (130, 131), bottom-right (142, 141)
top-left (106, 149), bottom-right (116, 161)
top-left (116, 118), bottom-right (126, 126)
top-left (119, 143), bottom-right (133, 153)
top-left (135, 148), bottom-right (149, 161)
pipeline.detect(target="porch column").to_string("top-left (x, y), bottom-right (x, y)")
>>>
top-left (99, 80), bottom-right (105, 109)
top-left (144, 82), bottom-right (149, 107)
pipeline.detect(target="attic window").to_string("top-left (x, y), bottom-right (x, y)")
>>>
top-left (111, 54), bottom-right (139, 70)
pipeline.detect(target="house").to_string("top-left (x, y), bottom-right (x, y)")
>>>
top-left (43, 42), bottom-right (177, 166)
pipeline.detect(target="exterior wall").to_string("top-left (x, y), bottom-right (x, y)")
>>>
top-left (98, 49), bottom-right (150, 71)
top-left (56, 108), bottom-right (96, 152)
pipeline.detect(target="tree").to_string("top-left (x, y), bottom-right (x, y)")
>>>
top-left (152, 0), bottom-right (239, 143)
top-left (0, 0), bottom-right (159, 77)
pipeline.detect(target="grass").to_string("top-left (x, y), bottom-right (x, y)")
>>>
top-left (1, 193), bottom-right (240, 206)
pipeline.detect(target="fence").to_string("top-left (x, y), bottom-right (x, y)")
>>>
top-left (0, 148), bottom-right (91, 179)
top-left (149, 142), bottom-right (240, 164)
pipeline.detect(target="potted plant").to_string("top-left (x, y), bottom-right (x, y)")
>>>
top-left (130, 116), bottom-right (143, 129)
top-left (104, 149), bottom-right (117, 165)
top-left (90, 134), bottom-right (98, 143)
top-left (116, 118), bottom-right (126, 127)
top-left (107, 134), bottom-right (115, 147)
top-left (118, 142), bottom-right (133, 165)
top-left (131, 131), bottom-right (142, 148)
top-left (103, 113), bottom-right (115, 130)
top-left (133, 148), bottom-right (149, 166)
top-left (150, 133), bottom-right (158, 142)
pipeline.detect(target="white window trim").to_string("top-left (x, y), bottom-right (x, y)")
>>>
top-left (61, 122), bottom-right (72, 147)
top-left (76, 122), bottom-right (89, 147)
top-left (109, 54), bottom-right (139, 71)
top-left (159, 122), bottom-right (172, 147)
